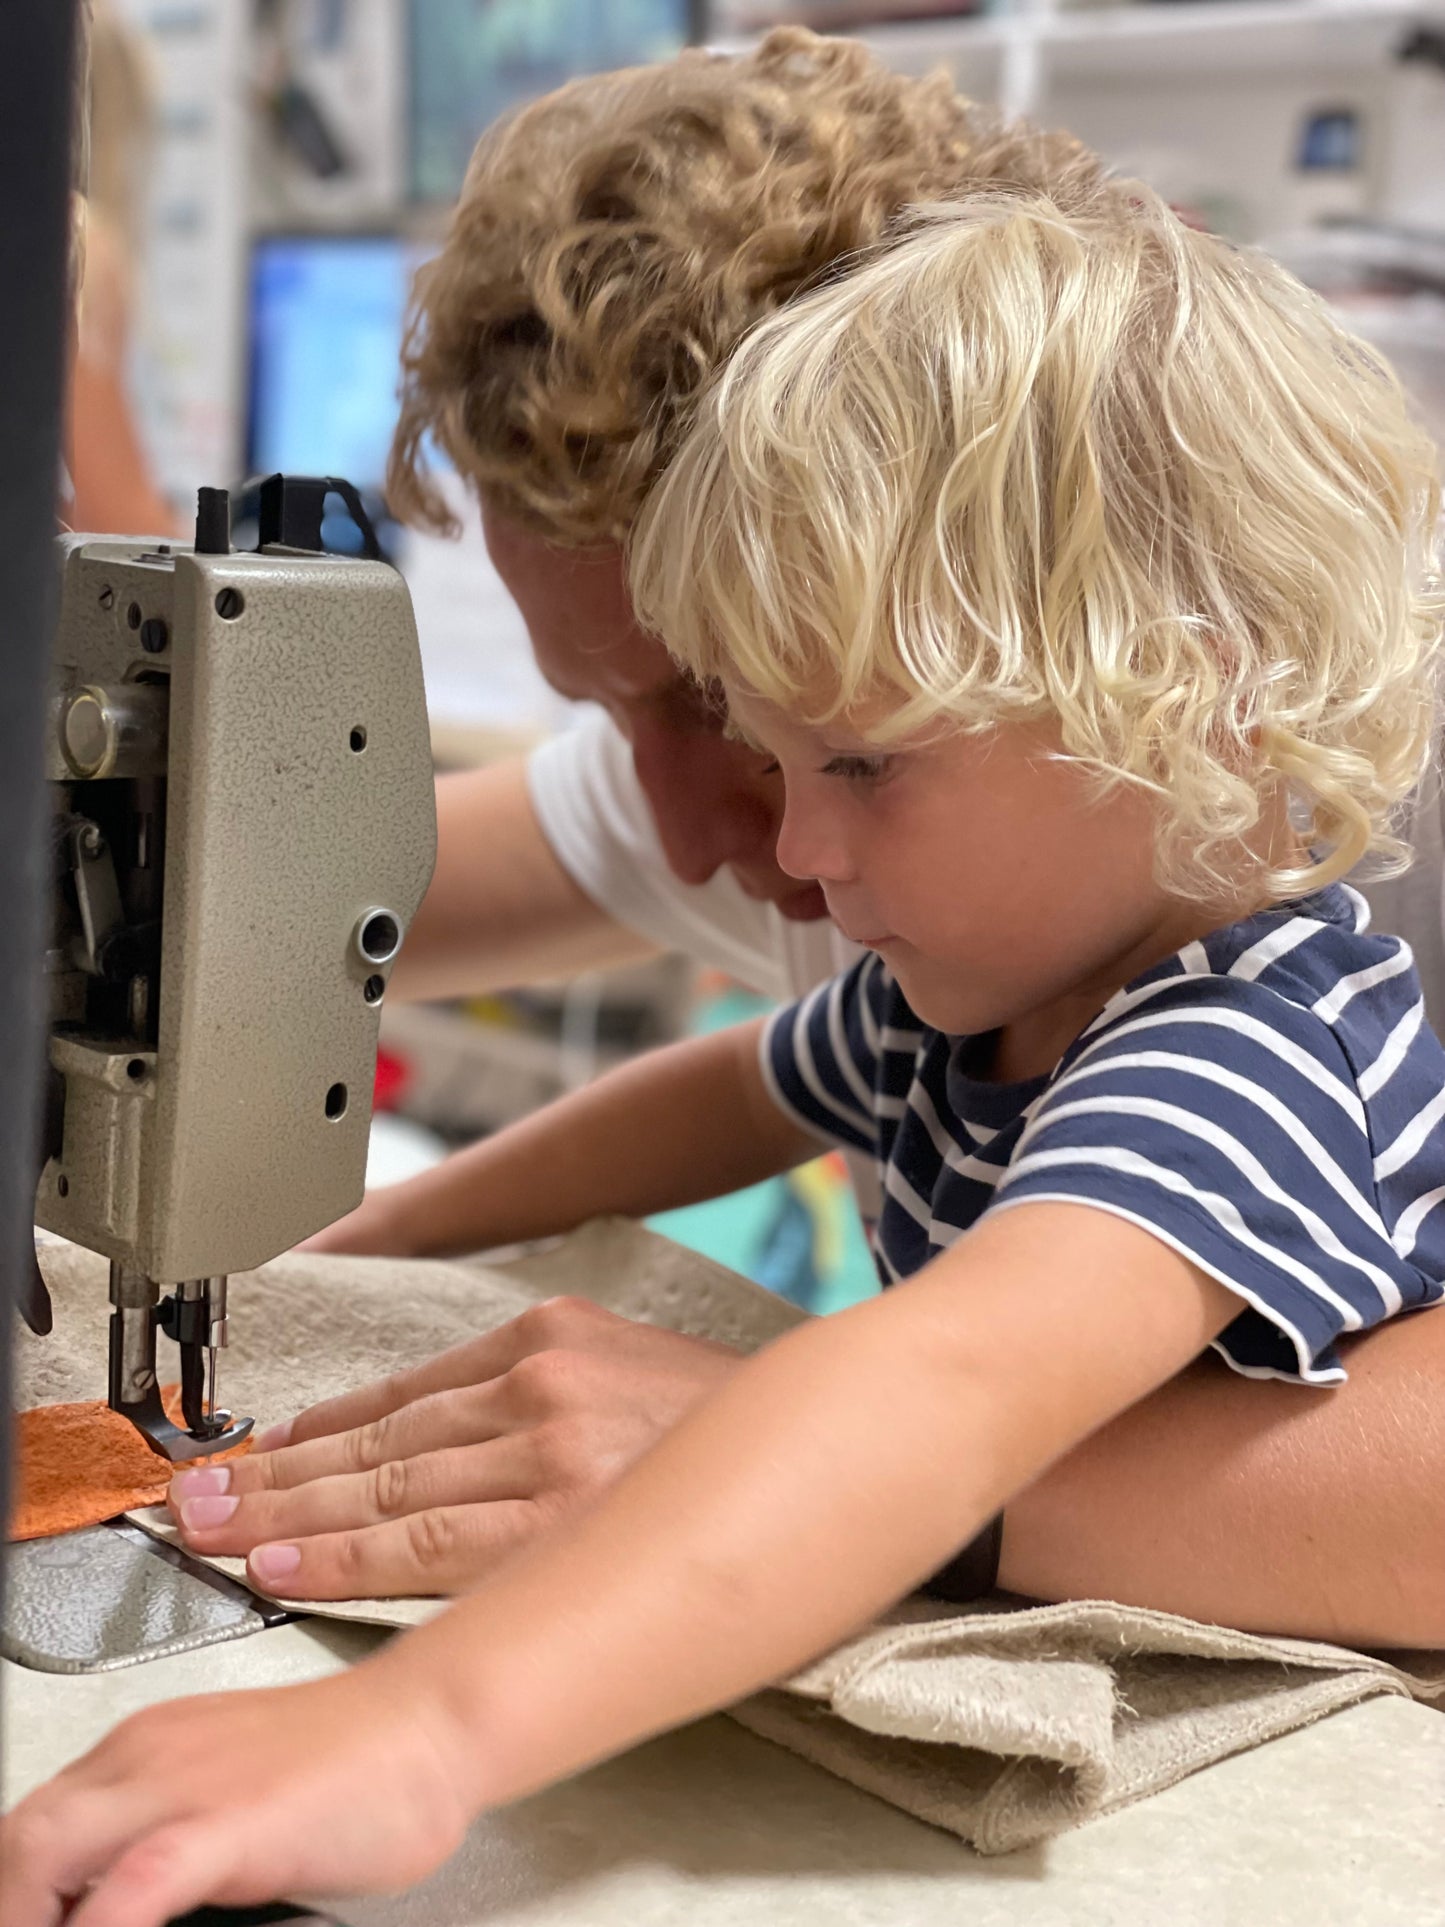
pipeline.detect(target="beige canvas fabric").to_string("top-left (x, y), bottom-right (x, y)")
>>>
top-left (22, 1223), bottom-right (1445, 1853)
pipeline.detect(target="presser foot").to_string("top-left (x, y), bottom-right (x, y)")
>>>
top-left (111, 1383), bottom-right (255, 1463)
top-left (108, 1268), bottom-right (252, 1462)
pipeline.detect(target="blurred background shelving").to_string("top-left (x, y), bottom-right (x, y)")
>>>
top-left (114, 0), bottom-right (1445, 543)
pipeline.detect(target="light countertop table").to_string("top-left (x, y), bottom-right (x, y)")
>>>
top-left (5, 1622), bottom-right (1443, 1927)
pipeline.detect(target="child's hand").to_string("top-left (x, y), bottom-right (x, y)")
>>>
top-left (0, 1663), bottom-right (475, 1926)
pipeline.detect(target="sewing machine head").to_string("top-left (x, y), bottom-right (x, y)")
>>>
top-left (29, 477), bottom-right (436, 1462)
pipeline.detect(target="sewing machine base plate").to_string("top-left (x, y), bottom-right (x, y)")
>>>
top-left (2, 1518), bottom-right (288, 1673)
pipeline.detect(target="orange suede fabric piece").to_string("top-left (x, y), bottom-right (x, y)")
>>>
top-left (9, 1386), bottom-right (253, 1542)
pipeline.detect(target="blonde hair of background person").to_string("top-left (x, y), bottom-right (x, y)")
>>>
top-left (635, 189), bottom-right (1442, 901)
top-left (8, 177), bottom-right (1444, 1926)
top-left (163, 40), bottom-right (1445, 1661)
top-left (66, 0), bottom-right (181, 537)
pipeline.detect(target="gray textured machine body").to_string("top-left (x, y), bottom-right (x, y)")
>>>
top-left (36, 534), bottom-right (437, 1280)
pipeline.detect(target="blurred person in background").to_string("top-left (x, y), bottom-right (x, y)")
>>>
top-left (64, 0), bottom-right (182, 537)
top-left (142, 32), bottom-right (1445, 1646)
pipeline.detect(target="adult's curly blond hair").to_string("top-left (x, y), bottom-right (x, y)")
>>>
top-left (387, 27), bottom-right (1105, 546)
top-left (630, 187), bottom-right (1444, 903)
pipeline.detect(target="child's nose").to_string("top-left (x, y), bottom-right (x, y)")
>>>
top-left (776, 793), bottom-right (854, 885)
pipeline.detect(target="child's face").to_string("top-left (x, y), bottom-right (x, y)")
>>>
top-left (730, 689), bottom-right (1214, 1046)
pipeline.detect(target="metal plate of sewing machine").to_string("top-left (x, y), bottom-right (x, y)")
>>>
top-left (2, 1518), bottom-right (288, 1674)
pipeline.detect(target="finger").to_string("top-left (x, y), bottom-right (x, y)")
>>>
top-left (0, 1780), bottom-right (187, 1927)
top-left (0, 1799), bottom-right (90, 1927)
top-left (65, 1817), bottom-right (252, 1927)
top-left (277, 1326), bottom-right (540, 1450)
top-left (244, 1499), bottom-right (544, 1600)
top-left (174, 1437), bottom-right (542, 1556)
top-left (278, 1298), bottom-right (624, 1450)
top-left (179, 1377), bottom-right (516, 1519)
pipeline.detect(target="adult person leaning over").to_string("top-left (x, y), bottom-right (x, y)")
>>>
top-left (170, 29), bottom-right (1445, 1644)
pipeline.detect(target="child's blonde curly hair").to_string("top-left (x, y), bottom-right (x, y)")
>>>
top-left (386, 27), bottom-right (1105, 547)
top-left (629, 186), bottom-right (1444, 903)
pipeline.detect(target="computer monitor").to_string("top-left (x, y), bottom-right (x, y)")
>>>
top-left (408, 0), bottom-right (697, 205)
top-left (246, 232), bottom-right (422, 497)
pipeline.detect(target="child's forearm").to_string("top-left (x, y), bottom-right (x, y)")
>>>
top-left (374, 1203), bottom-right (1238, 1812)
top-left (362, 1018), bottom-right (814, 1257)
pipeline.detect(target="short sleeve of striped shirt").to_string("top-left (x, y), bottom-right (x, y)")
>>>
top-left (992, 973), bottom-right (1416, 1385)
top-left (761, 955), bottom-right (893, 1158)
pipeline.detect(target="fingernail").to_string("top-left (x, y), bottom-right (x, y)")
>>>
top-left (180, 1495), bottom-right (239, 1531)
top-left (250, 1543), bottom-right (302, 1585)
top-left (171, 1466), bottom-right (231, 1500)
top-left (253, 1421), bottom-right (294, 1453)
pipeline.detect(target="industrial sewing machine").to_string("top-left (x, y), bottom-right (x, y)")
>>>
top-left (5, 476), bottom-right (434, 1675)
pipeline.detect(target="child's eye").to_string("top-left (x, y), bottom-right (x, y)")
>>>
top-left (821, 754), bottom-right (893, 785)
top-left (759, 759), bottom-right (781, 776)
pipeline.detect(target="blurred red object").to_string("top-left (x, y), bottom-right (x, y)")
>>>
top-left (373, 1046), bottom-right (410, 1113)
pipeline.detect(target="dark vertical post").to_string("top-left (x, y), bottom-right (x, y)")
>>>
top-left (0, 0), bottom-right (80, 1776)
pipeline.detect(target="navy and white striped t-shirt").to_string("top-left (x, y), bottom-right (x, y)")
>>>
top-left (762, 883), bottom-right (1445, 1384)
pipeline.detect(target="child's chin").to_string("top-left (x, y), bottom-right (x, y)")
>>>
top-left (891, 964), bottom-right (999, 1038)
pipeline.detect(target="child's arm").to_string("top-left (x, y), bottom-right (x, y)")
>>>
top-left (408, 1202), bottom-right (1239, 1798)
top-left (305, 1017), bottom-right (817, 1257)
top-left (2, 1202), bottom-right (1238, 1923)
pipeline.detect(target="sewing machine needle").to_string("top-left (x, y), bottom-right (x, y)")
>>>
top-left (208, 1346), bottom-right (218, 1425)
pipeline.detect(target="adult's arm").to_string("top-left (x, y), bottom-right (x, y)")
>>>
top-left (999, 1302), bottom-right (1443, 1646)
top-left (387, 758), bottom-right (659, 1001)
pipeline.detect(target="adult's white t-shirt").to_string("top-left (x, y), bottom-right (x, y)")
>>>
top-left (528, 711), bottom-right (879, 1215)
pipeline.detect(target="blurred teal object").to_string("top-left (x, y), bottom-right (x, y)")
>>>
top-left (648, 986), bottom-right (879, 1315)
top-left (408, 0), bottom-right (694, 204)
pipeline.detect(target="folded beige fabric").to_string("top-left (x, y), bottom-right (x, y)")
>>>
top-left (24, 1222), bottom-right (1445, 1854)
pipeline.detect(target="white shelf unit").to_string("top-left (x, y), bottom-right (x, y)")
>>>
top-left (720, 3), bottom-right (1445, 101)
top-left (112, 0), bottom-right (251, 507)
top-left (716, 3), bottom-right (1445, 237)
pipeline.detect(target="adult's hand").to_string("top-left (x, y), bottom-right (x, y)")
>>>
top-left (168, 1296), bottom-right (743, 1599)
